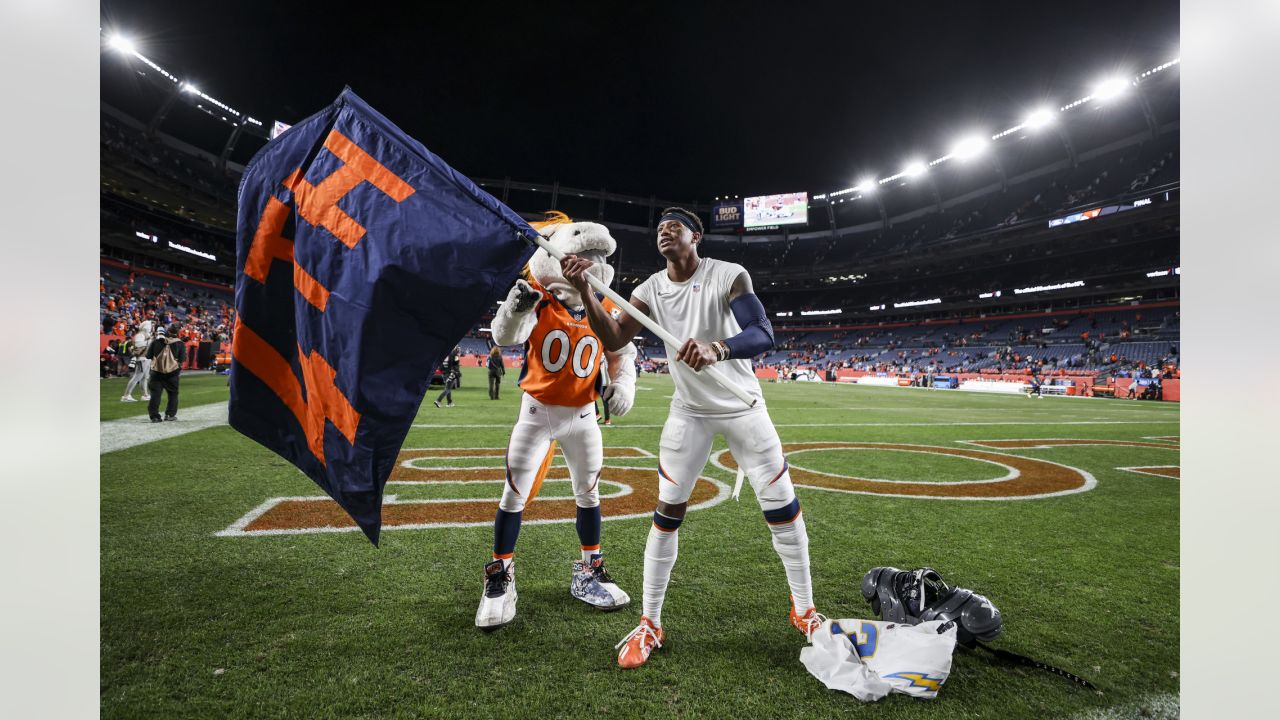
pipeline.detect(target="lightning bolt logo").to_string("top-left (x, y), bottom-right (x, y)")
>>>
top-left (882, 672), bottom-right (945, 692)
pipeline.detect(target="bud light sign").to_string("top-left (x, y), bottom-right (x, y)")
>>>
top-left (711, 199), bottom-right (743, 230)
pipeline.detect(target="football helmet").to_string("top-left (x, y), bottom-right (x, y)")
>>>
top-left (861, 566), bottom-right (1002, 647)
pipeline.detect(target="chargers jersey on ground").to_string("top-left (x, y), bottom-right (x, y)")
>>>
top-left (518, 278), bottom-right (617, 407)
top-left (631, 257), bottom-right (765, 416)
top-left (800, 618), bottom-right (957, 702)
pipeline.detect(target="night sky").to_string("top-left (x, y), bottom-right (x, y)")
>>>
top-left (99, 0), bottom-right (1179, 201)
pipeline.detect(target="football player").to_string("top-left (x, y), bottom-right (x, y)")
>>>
top-left (563, 207), bottom-right (820, 668)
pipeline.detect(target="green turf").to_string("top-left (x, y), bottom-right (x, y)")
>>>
top-left (100, 372), bottom-right (233, 421)
top-left (101, 367), bottom-right (1179, 719)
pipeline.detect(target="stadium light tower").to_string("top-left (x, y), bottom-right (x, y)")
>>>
top-left (1093, 76), bottom-right (1131, 101)
top-left (855, 177), bottom-right (888, 226)
top-left (107, 35), bottom-right (135, 55)
top-left (901, 159), bottom-right (943, 212)
top-left (1024, 103), bottom-right (1078, 167)
top-left (951, 136), bottom-right (988, 161)
top-left (1024, 107), bottom-right (1056, 130)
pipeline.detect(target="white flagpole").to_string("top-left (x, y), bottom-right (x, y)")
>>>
top-left (529, 233), bottom-right (757, 409)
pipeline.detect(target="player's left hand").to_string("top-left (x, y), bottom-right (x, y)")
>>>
top-left (676, 339), bottom-right (719, 371)
top-left (560, 255), bottom-right (594, 296)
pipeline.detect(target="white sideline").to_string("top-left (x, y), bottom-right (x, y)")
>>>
top-left (99, 399), bottom-right (1178, 451)
top-left (100, 401), bottom-right (228, 454)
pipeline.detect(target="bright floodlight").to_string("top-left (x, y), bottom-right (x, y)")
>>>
top-left (1093, 76), bottom-right (1130, 101)
top-left (952, 136), bottom-right (987, 160)
top-left (1025, 107), bottom-right (1055, 129)
top-left (108, 35), bottom-right (135, 55)
top-left (857, 178), bottom-right (877, 193)
top-left (181, 83), bottom-right (199, 94)
top-left (903, 161), bottom-right (927, 178)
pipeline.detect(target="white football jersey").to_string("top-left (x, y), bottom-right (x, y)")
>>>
top-left (800, 618), bottom-right (957, 702)
top-left (631, 257), bottom-right (764, 416)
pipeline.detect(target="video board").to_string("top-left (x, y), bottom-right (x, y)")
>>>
top-left (744, 192), bottom-right (808, 228)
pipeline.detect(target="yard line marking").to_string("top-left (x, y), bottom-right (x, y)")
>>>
top-left (709, 442), bottom-right (1097, 501)
top-left (959, 438), bottom-right (1180, 450)
top-left (760, 407), bottom-right (1176, 414)
top-left (215, 466), bottom-right (731, 537)
top-left (1117, 466), bottom-right (1180, 478)
top-left (100, 401), bottom-right (228, 454)
top-left (411, 420), bottom-right (1180, 429)
top-left (395, 446), bottom-right (652, 469)
top-left (383, 478), bottom-right (633, 499)
top-left (781, 446), bottom-right (1022, 485)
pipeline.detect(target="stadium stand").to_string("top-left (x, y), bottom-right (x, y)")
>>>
top-left (99, 49), bottom-right (1178, 389)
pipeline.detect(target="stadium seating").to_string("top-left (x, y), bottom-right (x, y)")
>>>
top-left (98, 78), bottom-right (1179, 379)
top-left (100, 263), bottom-right (234, 343)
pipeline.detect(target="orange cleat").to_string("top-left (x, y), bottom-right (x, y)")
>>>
top-left (790, 596), bottom-right (824, 639)
top-left (615, 615), bottom-right (664, 668)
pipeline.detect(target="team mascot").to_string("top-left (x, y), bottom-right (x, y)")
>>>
top-left (475, 212), bottom-right (637, 630)
top-left (121, 319), bottom-right (155, 402)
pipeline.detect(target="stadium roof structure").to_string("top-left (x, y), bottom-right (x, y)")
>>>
top-left (99, 2), bottom-right (1178, 199)
top-left (101, 27), bottom-right (1178, 224)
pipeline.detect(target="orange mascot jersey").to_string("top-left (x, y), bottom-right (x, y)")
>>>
top-left (518, 278), bottom-right (618, 407)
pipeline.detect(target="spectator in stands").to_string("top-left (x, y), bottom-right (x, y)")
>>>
top-left (100, 343), bottom-right (119, 379)
top-left (145, 325), bottom-right (186, 423)
top-left (487, 346), bottom-right (505, 400)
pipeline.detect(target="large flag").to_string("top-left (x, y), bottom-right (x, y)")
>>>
top-left (230, 88), bottom-right (537, 545)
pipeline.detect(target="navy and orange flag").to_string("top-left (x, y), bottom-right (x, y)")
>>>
top-left (230, 88), bottom-right (537, 545)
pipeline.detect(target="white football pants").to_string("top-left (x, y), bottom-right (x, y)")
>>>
top-left (499, 393), bottom-right (603, 513)
top-left (656, 406), bottom-right (795, 510)
top-left (642, 405), bottom-right (815, 625)
top-left (123, 357), bottom-right (151, 397)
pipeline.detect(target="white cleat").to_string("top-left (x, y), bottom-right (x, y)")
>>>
top-left (120, 396), bottom-right (136, 402)
top-left (570, 555), bottom-right (630, 610)
top-left (475, 559), bottom-right (517, 630)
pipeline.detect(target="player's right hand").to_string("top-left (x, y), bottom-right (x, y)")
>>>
top-left (560, 255), bottom-right (594, 296)
top-left (506, 279), bottom-right (540, 313)
top-left (676, 339), bottom-right (719, 371)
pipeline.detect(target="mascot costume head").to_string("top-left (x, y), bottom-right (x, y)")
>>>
top-left (524, 211), bottom-right (617, 309)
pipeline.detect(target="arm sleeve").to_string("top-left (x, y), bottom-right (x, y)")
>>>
top-left (722, 293), bottom-right (775, 360)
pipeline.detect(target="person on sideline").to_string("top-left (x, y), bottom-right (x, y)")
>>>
top-left (145, 325), bottom-right (186, 423)
top-left (487, 346), bottom-right (505, 400)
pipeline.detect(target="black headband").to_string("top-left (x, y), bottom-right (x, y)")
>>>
top-left (659, 211), bottom-right (700, 234)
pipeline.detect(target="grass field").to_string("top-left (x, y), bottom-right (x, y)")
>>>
top-left (100, 368), bottom-right (1180, 719)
